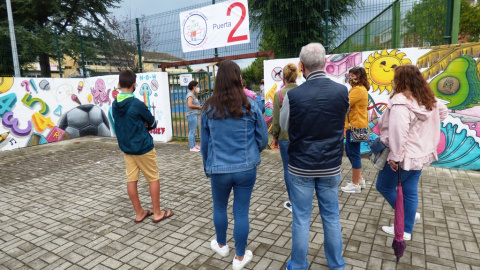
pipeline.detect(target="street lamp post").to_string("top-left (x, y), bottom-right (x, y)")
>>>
top-left (6, 0), bottom-right (21, 77)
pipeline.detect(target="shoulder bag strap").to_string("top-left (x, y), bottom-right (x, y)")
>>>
top-left (278, 89), bottom-right (284, 104)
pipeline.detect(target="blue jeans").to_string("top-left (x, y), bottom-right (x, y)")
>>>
top-left (289, 174), bottom-right (345, 270)
top-left (344, 130), bottom-right (361, 169)
top-left (375, 163), bottom-right (422, 234)
top-left (278, 140), bottom-right (292, 200)
top-left (186, 114), bottom-right (198, 148)
top-left (210, 168), bottom-right (256, 256)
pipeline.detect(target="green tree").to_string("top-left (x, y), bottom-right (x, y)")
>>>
top-left (405, 0), bottom-right (480, 46)
top-left (249, 0), bottom-right (359, 58)
top-left (0, 0), bottom-right (121, 77)
top-left (459, 0), bottom-right (480, 42)
top-left (241, 57), bottom-right (266, 89)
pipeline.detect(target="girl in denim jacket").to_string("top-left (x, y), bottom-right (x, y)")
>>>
top-left (200, 60), bottom-right (268, 270)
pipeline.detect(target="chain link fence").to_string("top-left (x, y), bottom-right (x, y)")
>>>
top-left (332, 0), bottom-right (451, 53)
top-left (1, 0), bottom-right (458, 77)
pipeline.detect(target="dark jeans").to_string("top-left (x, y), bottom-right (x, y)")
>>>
top-left (210, 168), bottom-right (256, 256)
top-left (345, 130), bottom-right (362, 169)
top-left (279, 140), bottom-right (292, 200)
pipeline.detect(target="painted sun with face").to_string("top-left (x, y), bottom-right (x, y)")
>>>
top-left (364, 49), bottom-right (411, 93)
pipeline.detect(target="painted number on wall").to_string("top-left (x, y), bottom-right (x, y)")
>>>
top-left (22, 93), bottom-right (49, 115)
top-left (32, 112), bottom-right (55, 132)
top-left (0, 93), bottom-right (17, 117)
top-left (2, 111), bottom-right (32, 136)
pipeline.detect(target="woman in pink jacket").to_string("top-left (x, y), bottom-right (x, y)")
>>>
top-left (376, 65), bottom-right (448, 241)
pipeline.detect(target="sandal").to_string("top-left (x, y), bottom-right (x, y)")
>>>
top-left (153, 210), bottom-right (174, 223)
top-left (134, 210), bottom-right (153, 223)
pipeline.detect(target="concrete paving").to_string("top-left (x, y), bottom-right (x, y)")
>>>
top-left (0, 137), bottom-right (479, 270)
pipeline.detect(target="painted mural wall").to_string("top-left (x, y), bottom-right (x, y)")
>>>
top-left (264, 43), bottom-right (480, 170)
top-left (0, 72), bottom-right (172, 151)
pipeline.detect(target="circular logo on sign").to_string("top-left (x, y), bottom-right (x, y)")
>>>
top-left (271, 67), bottom-right (283, 82)
top-left (183, 13), bottom-right (208, 47)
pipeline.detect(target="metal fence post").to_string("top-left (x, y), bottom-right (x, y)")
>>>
top-left (79, 31), bottom-right (86, 78)
top-left (54, 28), bottom-right (63, 78)
top-left (444, 0), bottom-right (453, 44)
top-left (213, 0), bottom-right (218, 58)
top-left (392, 0), bottom-right (401, 49)
top-left (324, 0), bottom-right (330, 52)
top-left (451, 0), bottom-right (460, 44)
top-left (136, 18), bottom-right (143, 73)
top-left (364, 24), bottom-right (370, 51)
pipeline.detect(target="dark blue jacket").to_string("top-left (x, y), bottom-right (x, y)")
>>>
top-left (112, 94), bottom-right (157, 155)
top-left (287, 72), bottom-right (349, 176)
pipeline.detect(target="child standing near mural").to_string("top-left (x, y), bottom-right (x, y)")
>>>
top-left (112, 69), bottom-right (174, 223)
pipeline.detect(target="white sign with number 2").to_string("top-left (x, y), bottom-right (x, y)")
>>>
top-left (179, 0), bottom-right (250, 53)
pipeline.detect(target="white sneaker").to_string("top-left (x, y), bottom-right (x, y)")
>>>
top-left (381, 226), bottom-right (412, 241)
top-left (359, 178), bottom-right (366, 188)
top-left (415, 213), bottom-right (421, 224)
top-left (341, 183), bottom-right (361, 193)
top-left (190, 147), bottom-right (200, 152)
top-left (232, 250), bottom-right (253, 270)
top-left (210, 239), bottom-right (229, 257)
top-left (283, 201), bottom-right (292, 212)
top-left (342, 180), bottom-right (365, 189)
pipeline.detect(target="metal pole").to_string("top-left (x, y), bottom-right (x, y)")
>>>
top-left (136, 18), bottom-right (143, 73)
top-left (324, 0), bottom-right (330, 52)
top-left (213, 0), bottom-right (218, 58)
top-left (79, 31), bottom-right (86, 78)
top-left (392, 0), bottom-right (401, 48)
top-left (451, 0), bottom-right (460, 44)
top-left (444, 0), bottom-right (453, 44)
top-left (54, 28), bottom-right (63, 78)
top-left (6, 0), bottom-right (21, 77)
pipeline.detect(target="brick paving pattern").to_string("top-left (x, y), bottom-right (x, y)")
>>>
top-left (0, 137), bottom-right (479, 269)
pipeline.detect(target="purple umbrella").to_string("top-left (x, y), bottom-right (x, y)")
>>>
top-left (392, 165), bottom-right (406, 263)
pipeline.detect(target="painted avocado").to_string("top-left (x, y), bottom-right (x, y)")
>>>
top-left (430, 56), bottom-right (480, 111)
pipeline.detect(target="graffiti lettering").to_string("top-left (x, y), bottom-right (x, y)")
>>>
top-left (9, 138), bottom-right (16, 145)
top-left (149, 127), bottom-right (165, 134)
top-left (2, 111), bottom-right (32, 136)
top-left (22, 93), bottom-right (49, 115)
top-left (29, 79), bottom-right (38, 93)
top-left (21, 80), bottom-right (32, 93)
top-left (0, 93), bottom-right (17, 117)
top-left (32, 112), bottom-right (55, 132)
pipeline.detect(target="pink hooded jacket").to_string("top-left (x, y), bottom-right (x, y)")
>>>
top-left (244, 88), bottom-right (256, 100)
top-left (378, 93), bottom-right (448, 171)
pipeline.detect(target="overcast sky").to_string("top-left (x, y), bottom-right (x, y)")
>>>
top-left (110, 0), bottom-right (210, 18)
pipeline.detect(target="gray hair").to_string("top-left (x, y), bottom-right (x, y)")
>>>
top-left (299, 43), bottom-right (326, 71)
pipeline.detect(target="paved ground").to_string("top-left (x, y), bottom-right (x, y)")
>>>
top-left (0, 137), bottom-right (479, 270)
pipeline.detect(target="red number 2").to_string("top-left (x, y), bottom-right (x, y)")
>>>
top-left (227, 2), bottom-right (248, 43)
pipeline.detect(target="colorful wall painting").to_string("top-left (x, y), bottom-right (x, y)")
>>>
top-left (0, 72), bottom-right (172, 151)
top-left (264, 43), bottom-right (480, 170)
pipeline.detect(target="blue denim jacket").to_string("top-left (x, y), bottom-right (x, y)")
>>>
top-left (201, 99), bottom-right (268, 177)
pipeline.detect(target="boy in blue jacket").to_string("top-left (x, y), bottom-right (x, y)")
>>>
top-left (112, 69), bottom-right (173, 223)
